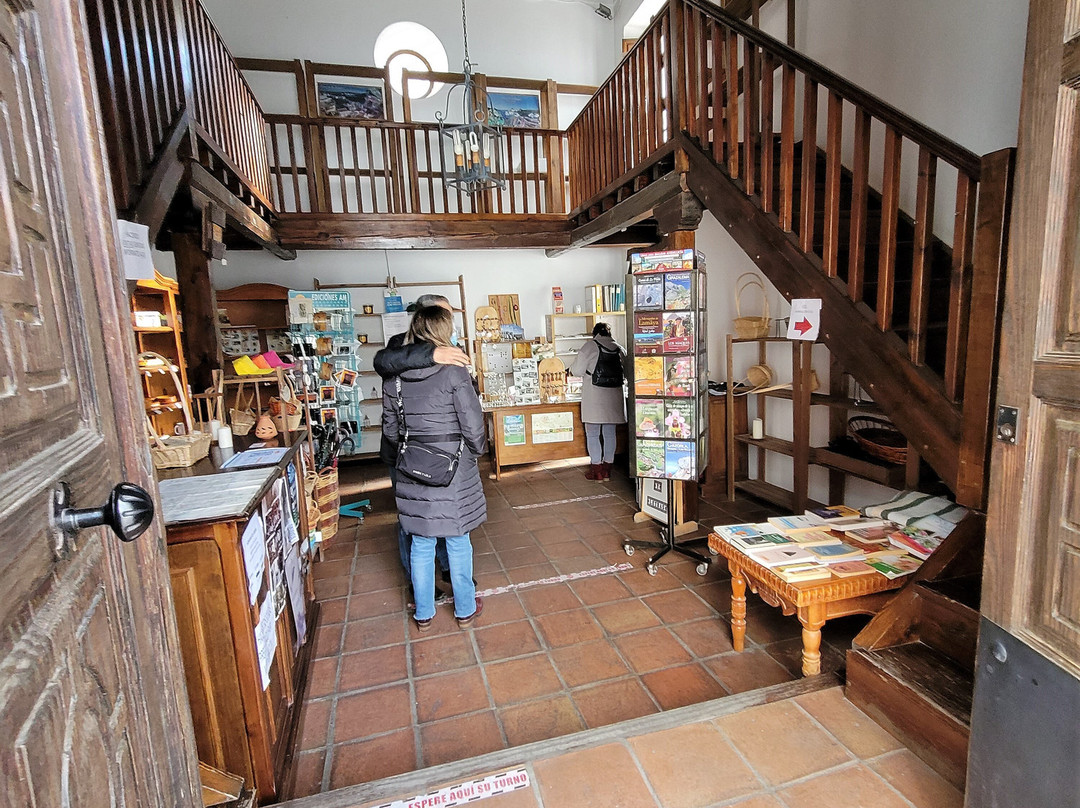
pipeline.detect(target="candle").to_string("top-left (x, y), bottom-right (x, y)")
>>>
top-left (751, 418), bottom-right (764, 440)
top-left (217, 426), bottom-right (234, 449)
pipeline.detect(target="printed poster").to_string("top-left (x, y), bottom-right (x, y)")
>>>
top-left (635, 398), bottom-right (665, 438)
top-left (241, 511), bottom-right (266, 605)
top-left (263, 480), bottom-right (287, 616)
top-left (633, 312), bottom-right (663, 355)
top-left (662, 311), bottom-right (693, 352)
top-left (664, 271), bottom-right (693, 309)
top-left (254, 594), bottom-right (277, 690)
top-left (284, 543), bottom-right (307, 651)
top-left (634, 356), bottom-right (664, 396)
top-left (635, 439), bottom-right (666, 477)
top-left (531, 411), bottom-right (574, 444)
top-left (633, 274), bottom-right (663, 309)
top-left (503, 414), bottom-right (526, 445)
top-left (664, 356), bottom-right (695, 397)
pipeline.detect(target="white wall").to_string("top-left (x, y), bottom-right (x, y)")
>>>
top-left (204, 0), bottom-right (616, 127)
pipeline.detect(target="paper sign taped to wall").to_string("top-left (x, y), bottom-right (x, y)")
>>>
top-left (787, 299), bottom-right (822, 341)
top-left (118, 219), bottom-right (154, 280)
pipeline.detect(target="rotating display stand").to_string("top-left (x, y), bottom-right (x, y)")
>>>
top-left (624, 249), bottom-right (711, 576)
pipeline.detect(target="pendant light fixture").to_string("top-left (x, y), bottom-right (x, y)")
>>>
top-left (435, 0), bottom-right (506, 193)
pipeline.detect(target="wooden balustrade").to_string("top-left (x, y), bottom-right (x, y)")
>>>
top-left (85, 0), bottom-right (188, 213)
top-left (87, 0), bottom-right (275, 222)
top-left (264, 116), bottom-right (569, 217)
top-left (181, 0), bottom-right (274, 210)
top-left (566, 6), bottom-right (672, 211)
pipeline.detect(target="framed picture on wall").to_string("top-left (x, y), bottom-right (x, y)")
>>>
top-left (317, 81), bottom-right (384, 119)
top-left (487, 92), bottom-right (540, 128)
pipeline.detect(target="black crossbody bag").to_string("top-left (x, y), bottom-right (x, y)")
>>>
top-left (394, 377), bottom-right (465, 487)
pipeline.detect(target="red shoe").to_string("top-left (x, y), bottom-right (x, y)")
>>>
top-left (600, 462), bottom-right (612, 481)
top-left (456, 596), bottom-right (484, 628)
top-left (584, 464), bottom-right (601, 480)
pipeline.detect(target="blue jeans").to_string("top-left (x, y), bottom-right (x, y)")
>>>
top-left (397, 524), bottom-right (450, 579)
top-left (411, 533), bottom-right (476, 621)
top-left (585, 422), bottom-right (617, 463)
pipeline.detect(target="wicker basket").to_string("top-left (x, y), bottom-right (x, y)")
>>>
top-left (148, 427), bottom-right (212, 469)
top-left (314, 467), bottom-right (340, 543)
top-left (230, 383), bottom-right (256, 436)
top-left (849, 416), bottom-right (907, 465)
top-left (733, 273), bottom-right (772, 339)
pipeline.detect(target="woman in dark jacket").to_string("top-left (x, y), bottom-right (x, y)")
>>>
top-left (570, 322), bottom-right (626, 481)
top-left (382, 306), bottom-right (487, 631)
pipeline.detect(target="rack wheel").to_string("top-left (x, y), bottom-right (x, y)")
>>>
top-left (708, 545), bottom-right (718, 556)
top-left (696, 562), bottom-right (709, 576)
top-left (646, 563), bottom-right (658, 576)
top-left (623, 544), bottom-right (635, 557)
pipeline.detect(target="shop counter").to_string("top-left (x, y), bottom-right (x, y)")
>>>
top-left (156, 430), bottom-right (316, 803)
top-left (484, 401), bottom-right (626, 479)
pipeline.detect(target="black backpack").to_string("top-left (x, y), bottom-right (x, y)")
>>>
top-left (590, 342), bottom-right (624, 388)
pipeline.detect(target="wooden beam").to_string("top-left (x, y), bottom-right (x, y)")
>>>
top-left (132, 110), bottom-right (194, 242)
top-left (654, 188), bottom-right (704, 236)
top-left (186, 162), bottom-right (296, 260)
top-left (172, 232), bottom-right (221, 393)
top-left (548, 171), bottom-right (685, 257)
top-left (680, 135), bottom-right (963, 491)
top-left (588, 223), bottom-right (660, 248)
top-left (276, 213), bottom-right (572, 250)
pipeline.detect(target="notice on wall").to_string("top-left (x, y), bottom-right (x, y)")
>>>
top-left (382, 312), bottom-right (411, 342)
top-left (787, 298), bottom-right (822, 341)
top-left (503, 414), bottom-right (526, 446)
top-left (284, 543), bottom-right (307, 651)
top-left (117, 219), bottom-right (154, 280)
top-left (531, 411), bottom-right (573, 444)
top-left (241, 511), bottom-right (266, 605)
top-left (254, 594), bottom-right (277, 690)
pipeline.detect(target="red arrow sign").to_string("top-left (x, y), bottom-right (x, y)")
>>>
top-left (794, 318), bottom-right (813, 335)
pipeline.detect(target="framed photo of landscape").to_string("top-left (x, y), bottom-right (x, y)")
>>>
top-left (317, 81), bottom-right (385, 119)
top-left (487, 92), bottom-right (541, 128)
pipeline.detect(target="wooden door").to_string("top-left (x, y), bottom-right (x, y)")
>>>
top-left (971, 0), bottom-right (1080, 802)
top-left (0, 0), bottom-right (200, 805)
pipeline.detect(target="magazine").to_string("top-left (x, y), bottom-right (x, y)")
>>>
top-left (664, 271), bottom-right (693, 309)
top-left (633, 312), bottom-right (664, 355)
top-left (636, 440), bottom-right (666, 477)
top-left (634, 356), bottom-right (664, 396)
top-left (633, 275), bottom-right (664, 308)
top-left (662, 311), bottom-right (694, 352)
top-left (664, 399), bottom-right (695, 439)
top-left (664, 440), bottom-right (695, 479)
top-left (635, 399), bottom-right (665, 438)
top-left (664, 356), bottom-right (694, 397)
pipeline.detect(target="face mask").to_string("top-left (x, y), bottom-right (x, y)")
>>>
top-left (450, 331), bottom-right (459, 347)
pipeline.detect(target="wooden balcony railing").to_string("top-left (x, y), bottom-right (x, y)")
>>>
top-left (567, 5), bottom-right (673, 209)
top-left (87, 0), bottom-right (275, 222)
top-left (264, 116), bottom-right (570, 216)
top-left (181, 0), bottom-right (274, 210)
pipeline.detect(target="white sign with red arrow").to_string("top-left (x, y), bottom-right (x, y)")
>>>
top-left (786, 298), bottom-right (822, 341)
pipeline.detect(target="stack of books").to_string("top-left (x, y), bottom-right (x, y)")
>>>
top-left (888, 526), bottom-right (946, 560)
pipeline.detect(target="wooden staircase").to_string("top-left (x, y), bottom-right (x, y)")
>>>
top-left (846, 513), bottom-right (985, 786)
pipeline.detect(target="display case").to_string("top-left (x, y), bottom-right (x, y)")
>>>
top-left (287, 291), bottom-right (367, 454)
top-left (544, 312), bottom-right (627, 364)
top-left (132, 271), bottom-right (190, 437)
top-left (626, 249), bottom-right (709, 481)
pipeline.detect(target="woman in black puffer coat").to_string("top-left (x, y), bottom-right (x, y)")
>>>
top-left (382, 305), bottom-right (487, 632)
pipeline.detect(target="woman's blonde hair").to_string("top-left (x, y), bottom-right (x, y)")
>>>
top-left (405, 305), bottom-right (454, 347)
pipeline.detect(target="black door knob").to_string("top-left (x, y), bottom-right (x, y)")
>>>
top-left (55, 482), bottom-right (155, 543)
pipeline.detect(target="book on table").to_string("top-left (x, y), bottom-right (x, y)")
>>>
top-left (804, 505), bottom-right (861, 523)
top-left (865, 551), bottom-right (923, 579)
top-left (726, 531), bottom-right (793, 552)
top-left (780, 528), bottom-right (844, 547)
top-left (828, 517), bottom-right (892, 533)
top-left (888, 527), bottom-right (945, 560)
top-left (805, 542), bottom-right (866, 564)
top-left (843, 524), bottom-right (898, 542)
top-left (773, 562), bottom-right (832, 583)
top-left (715, 523), bottom-right (765, 541)
top-left (828, 560), bottom-right (875, 577)
top-left (750, 545), bottom-right (818, 568)
top-left (766, 514), bottom-right (822, 532)
top-left (842, 535), bottom-right (897, 554)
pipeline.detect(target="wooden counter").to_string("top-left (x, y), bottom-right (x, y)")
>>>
top-left (157, 431), bottom-right (316, 803)
top-left (485, 401), bottom-right (627, 479)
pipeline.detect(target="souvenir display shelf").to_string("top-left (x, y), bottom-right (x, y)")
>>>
top-left (627, 249), bottom-right (710, 483)
top-left (288, 290), bottom-right (365, 454)
top-left (132, 271), bottom-right (190, 437)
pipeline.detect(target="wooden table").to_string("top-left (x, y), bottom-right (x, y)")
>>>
top-left (708, 532), bottom-right (907, 676)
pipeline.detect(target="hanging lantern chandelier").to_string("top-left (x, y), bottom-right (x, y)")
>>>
top-left (435, 0), bottom-right (506, 194)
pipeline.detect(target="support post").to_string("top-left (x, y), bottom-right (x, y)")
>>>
top-left (172, 232), bottom-right (221, 393)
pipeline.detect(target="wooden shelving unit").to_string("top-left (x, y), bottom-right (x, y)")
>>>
top-left (726, 335), bottom-right (905, 512)
top-left (132, 271), bottom-right (189, 437)
top-left (544, 311), bottom-right (626, 362)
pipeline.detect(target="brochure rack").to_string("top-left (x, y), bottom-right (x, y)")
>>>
top-left (625, 248), bottom-right (711, 575)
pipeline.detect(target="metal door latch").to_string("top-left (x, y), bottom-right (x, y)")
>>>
top-left (995, 406), bottom-right (1019, 444)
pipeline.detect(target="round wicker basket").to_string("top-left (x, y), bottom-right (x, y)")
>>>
top-left (733, 273), bottom-right (772, 339)
top-left (849, 416), bottom-right (907, 465)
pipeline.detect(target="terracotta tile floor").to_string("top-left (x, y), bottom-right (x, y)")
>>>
top-left (285, 458), bottom-right (883, 800)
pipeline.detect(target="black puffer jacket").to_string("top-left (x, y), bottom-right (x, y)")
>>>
top-left (374, 332), bottom-right (436, 464)
top-left (382, 362), bottom-right (487, 538)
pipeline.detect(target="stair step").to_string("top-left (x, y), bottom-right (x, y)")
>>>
top-left (913, 580), bottom-right (980, 671)
top-left (846, 643), bottom-right (971, 787)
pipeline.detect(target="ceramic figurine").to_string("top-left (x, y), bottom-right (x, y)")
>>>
top-left (255, 415), bottom-right (279, 440)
